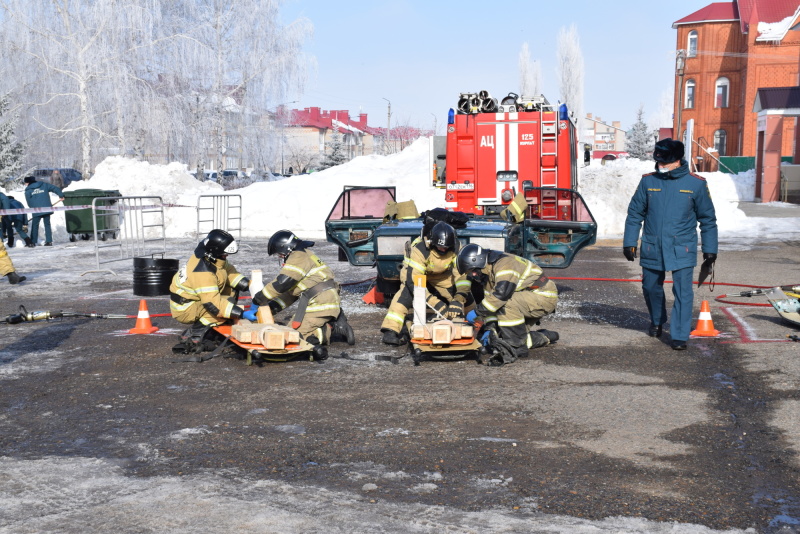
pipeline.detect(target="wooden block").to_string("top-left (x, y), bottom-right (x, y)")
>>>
top-left (432, 323), bottom-right (453, 344)
top-left (285, 330), bottom-right (300, 343)
top-left (459, 323), bottom-right (473, 339)
top-left (412, 324), bottom-right (428, 340)
top-left (262, 330), bottom-right (286, 350)
top-left (256, 306), bottom-right (274, 324)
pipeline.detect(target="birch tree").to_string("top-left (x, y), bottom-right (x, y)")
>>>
top-left (0, 93), bottom-right (25, 186)
top-left (556, 25), bottom-right (584, 132)
top-left (518, 42), bottom-right (541, 97)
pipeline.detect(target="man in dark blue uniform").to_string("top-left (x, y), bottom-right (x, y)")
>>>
top-left (623, 139), bottom-right (718, 350)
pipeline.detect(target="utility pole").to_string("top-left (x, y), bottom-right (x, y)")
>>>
top-left (383, 97), bottom-right (391, 154)
top-left (675, 49), bottom-right (686, 144)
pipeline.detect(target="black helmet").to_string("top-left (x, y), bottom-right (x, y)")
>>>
top-left (653, 138), bottom-right (685, 164)
top-left (430, 221), bottom-right (457, 252)
top-left (203, 229), bottom-right (238, 260)
top-left (457, 243), bottom-right (489, 274)
top-left (268, 230), bottom-right (299, 256)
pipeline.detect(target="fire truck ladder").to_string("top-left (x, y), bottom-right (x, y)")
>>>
top-left (539, 112), bottom-right (559, 219)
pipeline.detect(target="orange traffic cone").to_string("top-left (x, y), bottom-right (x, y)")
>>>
top-left (362, 285), bottom-right (384, 305)
top-left (690, 300), bottom-right (720, 337)
top-left (129, 299), bottom-right (159, 334)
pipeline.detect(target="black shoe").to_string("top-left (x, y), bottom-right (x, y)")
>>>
top-left (44, 242), bottom-right (53, 247)
top-left (312, 345), bottom-right (328, 361)
top-left (671, 340), bottom-right (687, 350)
top-left (24, 238), bottom-right (34, 248)
top-left (7, 272), bottom-right (26, 285)
top-left (331, 311), bottom-right (356, 345)
top-left (536, 329), bottom-right (559, 344)
top-left (648, 324), bottom-right (663, 338)
top-left (381, 328), bottom-right (408, 346)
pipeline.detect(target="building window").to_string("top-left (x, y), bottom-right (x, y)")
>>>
top-left (685, 79), bottom-right (695, 109)
top-left (714, 129), bottom-right (727, 156)
top-left (687, 31), bottom-right (698, 57)
top-left (715, 77), bottom-right (729, 108)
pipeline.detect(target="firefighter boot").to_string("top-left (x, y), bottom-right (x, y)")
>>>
top-left (7, 272), bottom-right (26, 284)
top-left (527, 330), bottom-right (552, 350)
top-left (330, 310), bottom-right (356, 345)
top-left (381, 328), bottom-right (409, 346)
top-left (536, 329), bottom-right (559, 344)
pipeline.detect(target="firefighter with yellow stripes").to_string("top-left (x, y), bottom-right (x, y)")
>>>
top-left (457, 243), bottom-right (559, 364)
top-left (250, 230), bottom-right (354, 361)
top-left (380, 221), bottom-right (473, 345)
top-left (170, 229), bottom-right (249, 353)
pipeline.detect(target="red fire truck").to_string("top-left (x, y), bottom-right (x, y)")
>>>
top-left (439, 92), bottom-right (590, 225)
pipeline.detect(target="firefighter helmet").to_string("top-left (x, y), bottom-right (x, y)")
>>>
top-left (430, 222), bottom-right (457, 253)
top-left (203, 229), bottom-right (238, 260)
top-left (268, 230), bottom-right (299, 256)
top-left (457, 243), bottom-right (489, 274)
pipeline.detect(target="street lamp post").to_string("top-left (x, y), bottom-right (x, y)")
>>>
top-left (382, 97), bottom-right (391, 154)
top-left (675, 49), bottom-right (686, 144)
top-left (277, 101), bottom-right (298, 175)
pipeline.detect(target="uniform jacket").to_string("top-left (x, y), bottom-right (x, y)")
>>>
top-left (24, 181), bottom-right (64, 214)
top-left (169, 243), bottom-right (246, 319)
top-left (5, 197), bottom-right (27, 224)
top-left (402, 237), bottom-right (471, 304)
top-left (259, 248), bottom-right (339, 314)
top-left (477, 253), bottom-right (558, 315)
top-left (623, 160), bottom-right (718, 272)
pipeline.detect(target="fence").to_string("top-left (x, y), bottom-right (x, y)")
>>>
top-left (196, 194), bottom-right (242, 240)
top-left (86, 196), bottom-right (166, 275)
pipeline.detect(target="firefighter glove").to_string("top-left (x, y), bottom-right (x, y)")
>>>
top-left (466, 310), bottom-right (478, 324)
top-left (703, 252), bottom-right (717, 264)
top-left (252, 290), bottom-right (269, 307)
top-left (445, 301), bottom-right (464, 319)
top-left (235, 277), bottom-right (250, 292)
top-left (242, 305), bottom-right (258, 322)
top-left (623, 246), bottom-right (637, 262)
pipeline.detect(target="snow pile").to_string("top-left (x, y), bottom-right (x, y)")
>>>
top-left (5, 138), bottom-right (799, 243)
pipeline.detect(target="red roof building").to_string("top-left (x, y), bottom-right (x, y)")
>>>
top-left (671, 0), bottom-right (800, 179)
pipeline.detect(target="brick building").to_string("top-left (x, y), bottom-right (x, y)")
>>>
top-left (672, 1), bottom-right (800, 172)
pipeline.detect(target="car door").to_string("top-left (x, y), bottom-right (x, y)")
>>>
top-left (325, 186), bottom-right (396, 266)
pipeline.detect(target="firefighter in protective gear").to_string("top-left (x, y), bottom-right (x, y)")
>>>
top-left (458, 243), bottom-right (558, 363)
top-left (0, 194), bottom-right (26, 284)
top-left (170, 229), bottom-right (249, 353)
top-left (251, 230), bottom-right (353, 361)
top-left (380, 221), bottom-right (472, 346)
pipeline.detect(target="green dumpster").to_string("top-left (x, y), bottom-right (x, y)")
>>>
top-left (63, 189), bottom-right (122, 241)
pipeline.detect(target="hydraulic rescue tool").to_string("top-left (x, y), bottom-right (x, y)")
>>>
top-left (1, 305), bottom-right (129, 325)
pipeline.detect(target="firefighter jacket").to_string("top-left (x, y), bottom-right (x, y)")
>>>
top-left (0, 240), bottom-right (13, 276)
top-left (24, 181), bottom-right (64, 215)
top-left (623, 160), bottom-right (717, 272)
top-left (402, 237), bottom-right (471, 305)
top-left (169, 243), bottom-right (247, 321)
top-left (475, 253), bottom-right (558, 321)
top-left (257, 249), bottom-right (340, 316)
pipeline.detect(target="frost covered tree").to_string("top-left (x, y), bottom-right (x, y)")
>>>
top-left (0, 94), bottom-right (25, 187)
top-left (556, 25), bottom-right (584, 132)
top-left (627, 105), bottom-right (655, 161)
top-left (0, 0), bottom-right (311, 175)
top-left (518, 43), bottom-right (541, 97)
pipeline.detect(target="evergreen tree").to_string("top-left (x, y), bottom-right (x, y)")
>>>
top-left (627, 105), bottom-right (655, 161)
top-left (319, 125), bottom-right (348, 170)
top-left (0, 94), bottom-right (25, 187)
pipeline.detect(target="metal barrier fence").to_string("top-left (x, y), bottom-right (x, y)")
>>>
top-left (196, 194), bottom-right (242, 240)
top-left (87, 196), bottom-right (166, 275)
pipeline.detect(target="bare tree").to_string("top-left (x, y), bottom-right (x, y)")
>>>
top-left (556, 24), bottom-right (584, 133)
top-left (518, 43), bottom-right (541, 97)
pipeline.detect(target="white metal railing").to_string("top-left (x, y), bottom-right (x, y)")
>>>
top-left (85, 196), bottom-right (166, 275)
top-left (196, 194), bottom-right (242, 240)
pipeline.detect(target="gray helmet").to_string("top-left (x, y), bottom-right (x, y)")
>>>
top-left (457, 243), bottom-right (489, 274)
top-left (430, 221), bottom-right (457, 252)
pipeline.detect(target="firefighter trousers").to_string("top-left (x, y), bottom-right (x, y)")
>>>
top-left (495, 289), bottom-right (558, 350)
top-left (0, 240), bottom-right (15, 276)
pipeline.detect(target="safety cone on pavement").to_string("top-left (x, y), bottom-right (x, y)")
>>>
top-left (362, 285), bottom-right (384, 305)
top-left (129, 299), bottom-right (159, 334)
top-left (690, 300), bottom-right (720, 337)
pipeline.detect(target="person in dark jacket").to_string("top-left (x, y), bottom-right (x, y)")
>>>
top-left (623, 139), bottom-right (718, 350)
top-left (23, 175), bottom-right (64, 246)
top-left (0, 193), bottom-right (33, 248)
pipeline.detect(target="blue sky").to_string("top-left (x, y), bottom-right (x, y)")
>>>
top-left (281, 0), bottom-right (709, 134)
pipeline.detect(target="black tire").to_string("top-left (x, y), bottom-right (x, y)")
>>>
top-left (69, 234), bottom-right (76, 242)
top-left (100, 232), bottom-right (107, 241)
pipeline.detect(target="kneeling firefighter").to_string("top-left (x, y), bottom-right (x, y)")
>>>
top-left (249, 230), bottom-right (355, 361)
top-left (380, 221), bottom-right (473, 345)
top-left (457, 244), bottom-right (559, 365)
top-left (170, 229), bottom-right (249, 353)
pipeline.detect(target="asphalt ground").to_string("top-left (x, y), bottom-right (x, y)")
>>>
top-left (1, 237), bottom-right (799, 532)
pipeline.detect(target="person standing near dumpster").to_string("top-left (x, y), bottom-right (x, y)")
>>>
top-left (24, 175), bottom-right (64, 247)
top-left (623, 139), bottom-right (718, 351)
